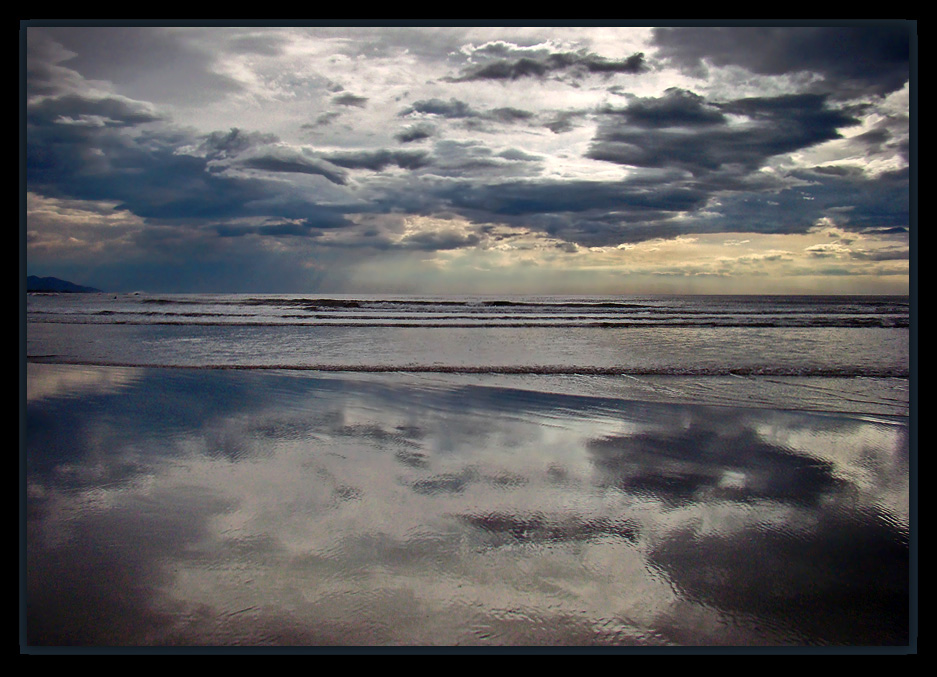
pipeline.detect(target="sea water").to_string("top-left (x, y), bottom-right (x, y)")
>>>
top-left (24, 294), bottom-right (912, 647)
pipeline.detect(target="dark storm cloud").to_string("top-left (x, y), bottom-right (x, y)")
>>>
top-left (323, 149), bottom-right (430, 171)
top-left (416, 140), bottom-right (542, 180)
top-left (719, 165), bottom-right (910, 237)
top-left (442, 177), bottom-right (703, 216)
top-left (853, 127), bottom-right (891, 147)
top-left (215, 212), bottom-right (352, 238)
top-left (678, 166), bottom-right (910, 237)
top-left (588, 89), bottom-right (860, 177)
top-left (332, 92), bottom-right (369, 107)
top-left (398, 98), bottom-right (537, 127)
top-left (401, 97), bottom-right (477, 118)
top-left (497, 148), bottom-right (542, 162)
top-left (21, 25), bottom-right (912, 296)
top-left (652, 25), bottom-right (911, 97)
top-left (395, 122), bottom-right (435, 143)
top-left (200, 127), bottom-right (280, 158)
top-left (450, 47), bottom-right (646, 82)
top-left (26, 94), bottom-right (346, 222)
top-left (488, 107), bottom-right (536, 123)
top-left (405, 143), bottom-right (907, 245)
top-left (581, 52), bottom-right (647, 75)
top-left (109, 152), bottom-right (274, 220)
top-left (28, 92), bottom-right (165, 128)
top-left (607, 88), bottom-right (727, 128)
top-left (413, 175), bottom-right (711, 246)
top-left (24, 83), bottom-right (904, 260)
top-left (24, 33), bottom-right (339, 227)
top-left (527, 213), bottom-right (688, 247)
top-left (848, 110), bottom-right (909, 160)
top-left (240, 150), bottom-right (349, 185)
top-left (796, 166), bottom-right (910, 230)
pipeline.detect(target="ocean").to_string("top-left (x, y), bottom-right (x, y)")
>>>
top-left (24, 293), bottom-right (912, 648)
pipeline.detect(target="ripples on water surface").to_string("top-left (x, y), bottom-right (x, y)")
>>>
top-left (26, 292), bottom-right (910, 328)
top-left (27, 294), bottom-right (909, 382)
top-left (25, 363), bottom-right (910, 647)
top-left (24, 294), bottom-right (911, 648)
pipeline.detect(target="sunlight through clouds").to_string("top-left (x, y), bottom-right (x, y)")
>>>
top-left (25, 23), bottom-right (911, 294)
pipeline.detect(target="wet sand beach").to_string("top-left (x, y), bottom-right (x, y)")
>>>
top-left (24, 363), bottom-right (910, 647)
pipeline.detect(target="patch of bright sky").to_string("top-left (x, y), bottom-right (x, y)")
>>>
top-left (337, 216), bottom-right (909, 295)
top-left (27, 192), bottom-right (147, 259)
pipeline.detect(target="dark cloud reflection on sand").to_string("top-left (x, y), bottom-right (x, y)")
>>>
top-left (25, 364), bottom-right (909, 646)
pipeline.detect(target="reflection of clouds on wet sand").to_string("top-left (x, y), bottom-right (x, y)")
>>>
top-left (752, 414), bottom-right (910, 526)
top-left (587, 417), bottom-right (845, 507)
top-left (27, 362), bottom-right (143, 402)
top-left (25, 365), bottom-right (909, 646)
top-left (649, 513), bottom-right (909, 646)
top-left (27, 482), bottom-right (234, 645)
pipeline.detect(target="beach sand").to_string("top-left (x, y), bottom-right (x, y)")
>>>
top-left (24, 363), bottom-right (910, 647)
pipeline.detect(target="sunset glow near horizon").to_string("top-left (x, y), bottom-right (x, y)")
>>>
top-left (24, 23), bottom-right (913, 295)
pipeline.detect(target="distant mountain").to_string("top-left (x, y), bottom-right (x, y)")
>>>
top-left (27, 275), bottom-right (102, 293)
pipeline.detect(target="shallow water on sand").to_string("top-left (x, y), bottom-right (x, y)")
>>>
top-left (24, 363), bottom-right (910, 647)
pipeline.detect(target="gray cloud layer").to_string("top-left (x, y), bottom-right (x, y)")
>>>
top-left (652, 25), bottom-right (910, 97)
top-left (24, 24), bottom-right (912, 291)
top-left (449, 43), bottom-right (647, 82)
top-left (588, 89), bottom-right (861, 178)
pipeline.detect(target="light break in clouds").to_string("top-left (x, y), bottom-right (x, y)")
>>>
top-left (23, 22), bottom-right (914, 294)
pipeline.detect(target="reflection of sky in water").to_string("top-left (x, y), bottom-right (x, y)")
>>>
top-left (25, 364), bottom-right (909, 646)
top-left (26, 363), bottom-right (144, 403)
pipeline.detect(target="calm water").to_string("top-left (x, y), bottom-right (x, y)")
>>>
top-left (24, 294), bottom-right (912, 648)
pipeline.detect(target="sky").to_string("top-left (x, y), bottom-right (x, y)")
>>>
top-left (23, 22), bottom-right (914, 295)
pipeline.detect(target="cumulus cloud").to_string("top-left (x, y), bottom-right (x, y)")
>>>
top-left (602, 88), bottom-right (727, 128)
top-left (449, 42), bottom-right (646, 82)
top-left (588, 89), bottom-right (861, 178)
top-left (228, 149), bottom-right (348, 185)
top-left (399, 98), bottom-right (540, 130)
top-left (395, 122), bottom-right (435, 143)
top-left (322, 149), bottom-right (430, 171)
top-left (28, 92), bottom-right (165, 128)
top-left (400, 97), bottom-right (477, 119)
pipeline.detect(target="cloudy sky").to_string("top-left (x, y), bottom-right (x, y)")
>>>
top-left (23, 22), bottom-right (913, 294)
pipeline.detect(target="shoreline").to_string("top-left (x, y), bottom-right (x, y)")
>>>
top-left (25, 362), bottom-right (910, 418)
